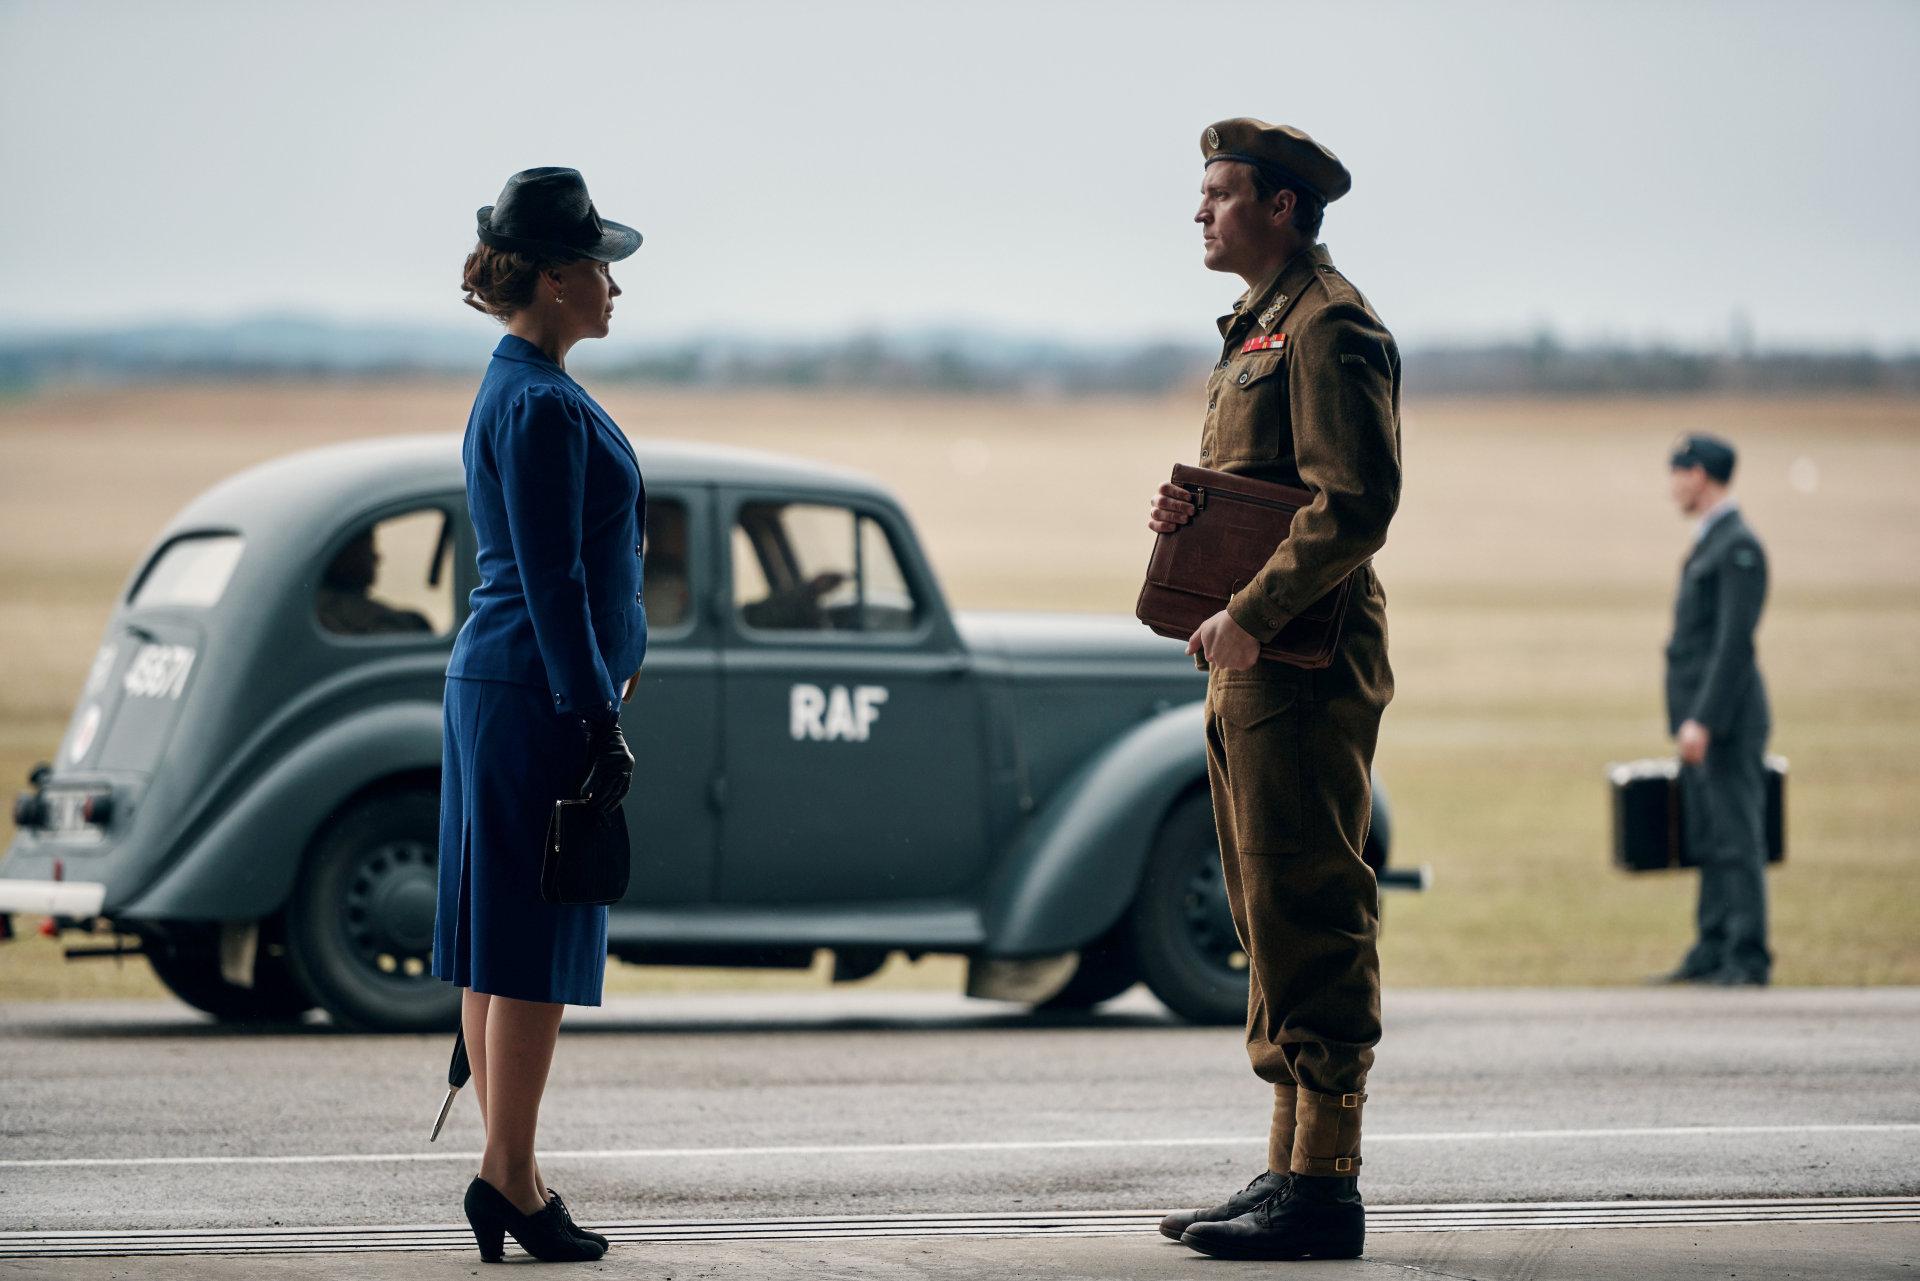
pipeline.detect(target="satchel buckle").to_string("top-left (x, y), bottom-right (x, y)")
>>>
top-left (1189, 485), bottom-right (1208, 511)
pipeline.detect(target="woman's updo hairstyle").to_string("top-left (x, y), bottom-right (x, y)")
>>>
top-left (461, 243), bottom-right (579, 321)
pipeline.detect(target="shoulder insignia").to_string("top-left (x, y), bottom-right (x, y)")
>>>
top-left (1336, 333), bottom-right (1394, 377)
top-left (1241, 333), bottom-right (1286, 354)
top-left (1732, 547), bottom-right (1759, 568)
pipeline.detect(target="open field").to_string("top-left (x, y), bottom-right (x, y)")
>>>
top-left (2, 382), bottom-right (1916, 996)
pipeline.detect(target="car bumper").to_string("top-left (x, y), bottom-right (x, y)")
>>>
top-left (1379, 864), bottom-right (1433, 892)
top-left (0, 879), bottom-right (107, 917)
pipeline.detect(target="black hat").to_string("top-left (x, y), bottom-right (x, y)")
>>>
top-left (1669, 432), bottom-right (1737, 482)
top-left (475, 167), bottom-right (641, 262)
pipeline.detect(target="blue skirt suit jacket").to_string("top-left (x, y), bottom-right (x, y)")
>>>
top-left (432, 334), bottom-right (647, 1005)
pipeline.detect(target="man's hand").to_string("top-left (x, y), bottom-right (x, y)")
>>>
top-left (621, 670), bottom-right (641, 704)
top-left (1677, 718), bottom-right (1711, 766)
top-left (1148, 483), bottom-right (1196, 534)
top-left (1186, 609), bottom-right (1261, 671)
top-left (805, 571), bottom-right (848, 598)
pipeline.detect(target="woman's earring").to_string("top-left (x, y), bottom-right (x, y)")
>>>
top-left (555, 293), bottom-right (566, 305)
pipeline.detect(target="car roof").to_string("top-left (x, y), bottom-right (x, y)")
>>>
top-left (162, 433), bottom-right (899, 536)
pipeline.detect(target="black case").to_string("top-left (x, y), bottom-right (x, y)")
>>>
top-left (1608, 756), bottom-right (1787, 872)
top-left (541, 799), bottom-right (632, 905)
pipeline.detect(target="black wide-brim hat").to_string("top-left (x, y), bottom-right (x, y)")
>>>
top-left (476, 166), bottom-right (642, 262)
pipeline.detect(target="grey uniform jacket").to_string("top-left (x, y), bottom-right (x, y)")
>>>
top-left (1665, 508), bottom-right (1770, 739)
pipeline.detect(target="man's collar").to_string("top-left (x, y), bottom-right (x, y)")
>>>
top-left (1217, 243), bottom-right (1331, 338)
top-left (1693, 495), bottom-right (1740, 544)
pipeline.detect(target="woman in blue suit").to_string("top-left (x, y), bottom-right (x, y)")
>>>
top-left (432, 167), bottom-right (646, 1264)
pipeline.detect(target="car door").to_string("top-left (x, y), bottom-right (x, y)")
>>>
top-left (716, 489), bottom-right (989, 905)
top-left (617, 486), bottom-right (720, 906)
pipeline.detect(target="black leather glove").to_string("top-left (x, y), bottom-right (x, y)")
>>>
top-left (577, 714), bottom-right (634, 814)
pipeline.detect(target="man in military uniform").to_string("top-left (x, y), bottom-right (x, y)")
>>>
top-left (1148, 118), bottom-right (1400, 1261)
top-left (1655, 432), bottom-right (1772, 986)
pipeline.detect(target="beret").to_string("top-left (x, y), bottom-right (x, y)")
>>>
top-left (1669, 432), bottom-right (1737, 482)
top-left (1201, 118), bottom-right (1351, 203)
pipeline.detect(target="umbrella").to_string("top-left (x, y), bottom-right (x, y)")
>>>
top-left (429, 1025), bottom-right (472, 1142)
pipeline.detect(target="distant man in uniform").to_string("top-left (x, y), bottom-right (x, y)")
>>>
top-left (1655, 432), bottom-right (1772, 986)
top-left (1148, 118), bottom-right (1401, 1261)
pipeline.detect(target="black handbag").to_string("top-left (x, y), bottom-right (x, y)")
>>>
top-left (540, 798), bottom-right (631, 905)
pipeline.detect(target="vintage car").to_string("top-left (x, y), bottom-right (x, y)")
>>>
top-left (2, 436), bottom-right (1422, 1030)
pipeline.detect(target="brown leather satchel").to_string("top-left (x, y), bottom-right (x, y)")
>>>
top-left (1135, 463), bottom-right (1355, 669)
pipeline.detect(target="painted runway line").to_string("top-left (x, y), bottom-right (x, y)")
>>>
top-left (3, 1198), bottom-right (1917, 1258)
top-left (2, 1121), bottom-right (1915, 1170)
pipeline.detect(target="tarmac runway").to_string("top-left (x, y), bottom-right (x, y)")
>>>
top-left (1, 986), bottom-right (1916, 1277)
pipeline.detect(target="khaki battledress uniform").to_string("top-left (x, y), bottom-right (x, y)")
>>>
top-left (1196, 241), bottom-right (1401, 1176)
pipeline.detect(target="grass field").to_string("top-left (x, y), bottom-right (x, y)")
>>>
top-left (2, 381), bottom-right (1916, 1000)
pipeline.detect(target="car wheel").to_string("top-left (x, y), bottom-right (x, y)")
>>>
top-left (1129, 791), bottom-right (1247, 1025)
top-left (1034, 928), bottom-right (1140, 1011)
top-left (145, 924), bottom-right (315, 1023)
top-left (285, 789), bottom-right (459, 1032)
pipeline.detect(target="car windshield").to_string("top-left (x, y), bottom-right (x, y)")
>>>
top-left (128, 533), bottom-right (244, 608)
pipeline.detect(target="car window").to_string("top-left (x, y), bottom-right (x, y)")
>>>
top-left (316, 508), bottom-right (453, 639)
top-left (731, 501), bottom-right (918, 633)
top-left (129, 533), bottom-right (244, 608)
top-left (642, 499), bottom-right (692, 630)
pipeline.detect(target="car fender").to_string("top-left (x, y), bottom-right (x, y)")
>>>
top-left (980, 701), bottom-right (1207, 958)
top-left (116, 701), bottom-right (442, 922)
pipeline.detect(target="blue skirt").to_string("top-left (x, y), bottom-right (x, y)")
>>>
top-left (432, 675), bottom-right (608, 1005)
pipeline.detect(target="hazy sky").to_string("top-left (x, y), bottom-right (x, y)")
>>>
top-left (4, 0), bottom-right (1917, 350)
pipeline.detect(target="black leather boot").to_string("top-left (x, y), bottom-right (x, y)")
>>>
top-left (464, 1176), bottom-right (607, 1263)
top-left (1156, 1169), bottom-right (1288, 1240)
top-left (1180, 1173), bottom-right (1364, 1260)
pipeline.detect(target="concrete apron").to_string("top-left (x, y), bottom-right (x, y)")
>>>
top-left (3, 1200), bottom-right (1917, 1280)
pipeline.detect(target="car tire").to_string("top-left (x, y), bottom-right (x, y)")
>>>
top-left (285, 788), bottom-right (459, 1033)
top-left (145, 924), bottom-right (315, 1023)
top-left (1129, 790), bottom-right (1247, 1026)
top-left (1034, 928), bottom-right (1140, 1011)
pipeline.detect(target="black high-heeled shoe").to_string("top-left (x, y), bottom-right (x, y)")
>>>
top-left (464, 1176), bottom-right (607, 1263)
top-left (545, 1186), bottom-right (608, 1249)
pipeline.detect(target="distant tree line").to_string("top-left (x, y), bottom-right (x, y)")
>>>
top-left (2, 319), bottom-right (1916, 397)
top-left (1408, 334), bottom-right (1920, 396)
top-left (603, 336), bottom-right (1208, 396)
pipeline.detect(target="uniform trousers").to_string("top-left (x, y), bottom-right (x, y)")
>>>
top-left (1204, 665), bottom-right (1382, 1177)
top-left (1679, 727), bottom-right (1772, 982)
